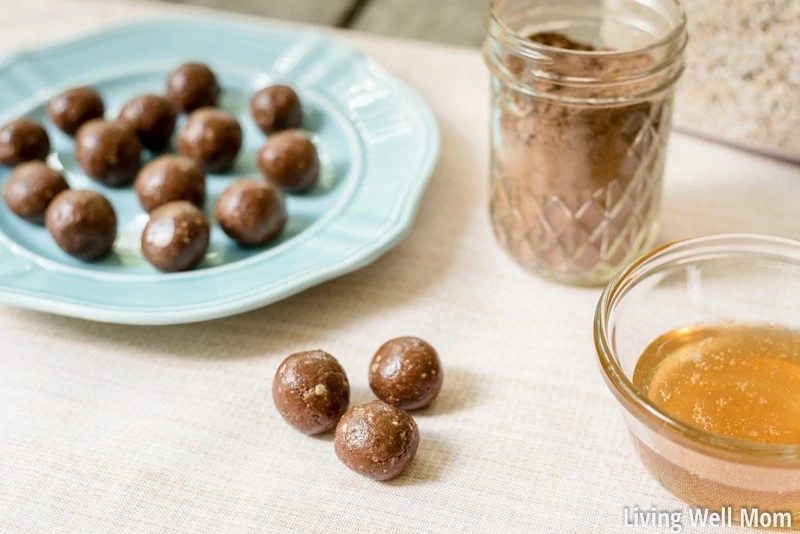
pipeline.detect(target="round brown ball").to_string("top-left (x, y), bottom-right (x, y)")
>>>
top-left (214, 179), bottom-right (286, 246)
top-left (273, 350), bottom-right (350, 435)
top-left (178, 108), bottom-right (242, 173)
top-left (0, 118), bottom-right (50, 166)
top-left (369, 336), bottom-right (443, 411)
top-left (45, 190), bottom-right (117, 261)
top-left (75, 119), bottom-right (142, 187)
top-left (3, 162), bottom-right (69, 223)
top-left (250, 84), bottom-right (303, 134)
top-left (118, 94), bottom-right (178, 152)
top-left (334, 400), bottom-right (419, 481)
top-left (141, 201), bottom-right (210, 273)
top-left (257, 130), bottom-right (319, 193)
top-left (48, 87), bottom-right (105, 136)
top-left (135, 155), bottom-right (206, 213)
top-left (166, 63), bottom-right (220, 113)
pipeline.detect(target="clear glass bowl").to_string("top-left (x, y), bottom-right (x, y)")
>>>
top-left (595, 234), bottom-right (800, 521)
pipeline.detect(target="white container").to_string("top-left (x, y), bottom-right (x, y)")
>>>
top-left (674, 0), bottom-right (800, 161)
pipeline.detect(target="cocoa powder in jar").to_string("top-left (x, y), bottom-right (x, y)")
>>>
top-left (491, 32), bottom-right (672, 284)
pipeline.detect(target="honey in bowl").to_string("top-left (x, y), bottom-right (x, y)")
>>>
top-left (634, 323), bottom-right (800, 445)
top-left (632, 323), bottom-right (800, 520)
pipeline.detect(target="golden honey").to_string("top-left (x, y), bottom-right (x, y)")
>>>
top-left (634, 323), bottom-right (800, 444)
top-left (631, 323), bottom-right (800, 521)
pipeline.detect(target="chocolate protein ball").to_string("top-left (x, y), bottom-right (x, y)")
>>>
top-left (48, 87), bottom-right (105, 136)
top-left (3, 162), bottom-right (69, 223)
top-left (118, 94), bottom-right (179, 152)
top-left (257, 130), bottom-right (319, 193)
top-left (178, 108), bottom-right (242, 173)
top-left (141, 201), bottom-right (210, 273)
top-left (334, 400), bottom-right (420, 481)
top-left (215, 179), bottom-right (286, 246)
top-left (369, 336), bottom-right (443, 411)
top-left (135, 155), bottom-right (206, 213)
top-left (250, 84), bottom-right (303, 134)
top-left (166, 62), bottom-right (220, 113)
top-left (75, 119), bottom-right (142, 187)
top-left (273, 350), bottom-right (350, 435)
top-left (45, 190), bottom-right (117, 261)
top-left (0, 119), bottom-right (50, 166)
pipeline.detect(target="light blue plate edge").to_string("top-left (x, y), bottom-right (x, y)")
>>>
top-left (0, 16), bottom-right (441, 325)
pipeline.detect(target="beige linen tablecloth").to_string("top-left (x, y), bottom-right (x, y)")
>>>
top-left (2, 2), bottom-right (800, 533)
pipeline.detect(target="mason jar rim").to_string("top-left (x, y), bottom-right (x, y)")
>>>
top-left (485, 0), bottom-right (688, 60)
top-left (483, 1), bottom-right (688, 105)
top-left (595, 233), bottom-right (800, 462)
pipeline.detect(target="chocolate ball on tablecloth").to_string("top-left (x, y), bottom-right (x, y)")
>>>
top-left (75, 119), bottom-right (142, 187)
top-left (45, 190), bottom-right (117, 261)
top-left (166, 62), bottom-right (220, 113)
top-left (178, 108), bottom-right (242, 173)
top-left (135, 155), bottom-right (206, 213)
top-left (141, 201), bottom-right (210, 273)
top-left (0, 119), bottom-right (50, 166)
top-left (118, 94), bottom-right (179, 152)
top-left (3, 161), bottom-right (69, 223)
top-left (250, 84), bottom-right (303, 134)
top-left (369, 336), bottom-right (443, 411)
top-left (334, 400), bottom-right (420, 481)
top-left (257, 130), bottom-right (319, 193)
top-left (214, 179), bottom-right (286, 247)
top-left (272, 350), bottom-right (350, 435)
top-left (48, 87), bottom-right (105, 136)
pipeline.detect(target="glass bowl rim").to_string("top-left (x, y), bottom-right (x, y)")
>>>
top-left (595, 232), bottom-right (800, 460)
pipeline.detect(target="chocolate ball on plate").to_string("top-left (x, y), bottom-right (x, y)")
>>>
top-left (75, 119), bottom-right (142, 187)
top-left (135, 155), bottom-right (206, 213)
top-left (166, 62), bottom-right (220, 113)
top-left (214, 179), bottom-right (286, 247)
top-left (369, 336), bottom-right (443, 411)
top-left (250, 84), bottom-right (303, 134)
top-left (45, 190), bottom-right (117, 261)
top-left (141, 201), bottom-right (210, 273)
top-left (257, 130), bottom-right (319, 193)
top-left (0, 118), bottom-right (50, 166)
top-left (334, 400), bottom-right (420, 481)
top-left (178, 108), bottom-right (242, 173)
top-left (3, 161), bottom-right (69, 223)
top-left (273, 350), bottom-right (350, 435)
top-left (48, 87), bottom-right (105, 136)
top-left (118, 94), bottom-right (179, 152)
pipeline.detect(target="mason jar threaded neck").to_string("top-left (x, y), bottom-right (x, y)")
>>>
top-left (483, 0), bottom-right (688, 106)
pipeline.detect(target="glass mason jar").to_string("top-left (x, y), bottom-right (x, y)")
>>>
top-left (483, 0), bottom-right (687, 286)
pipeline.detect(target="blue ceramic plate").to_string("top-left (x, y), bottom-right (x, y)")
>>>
top-left (0, 17), bottom-right (439, 325)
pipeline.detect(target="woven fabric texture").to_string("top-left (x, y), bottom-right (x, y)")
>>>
top-left (1, 2), bottom-right (798, 532)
